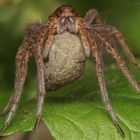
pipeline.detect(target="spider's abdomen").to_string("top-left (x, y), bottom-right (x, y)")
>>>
top-left (44, 32), bottom-right (86, 91)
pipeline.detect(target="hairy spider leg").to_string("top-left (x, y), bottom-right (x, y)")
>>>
top-left (95, 29), bottom-right (140, 94)
top-left (0, 23), bottom-right (49, 132)
top-left (33, 38), bottom-right (46, 130)
top-left (90, 33), bottom-right (125, 137)
top-left (83, 9), bottom-right (102, 25)
top-left (31, 24), bottom-right (51, 131)
top-left (0, 23), bottom-right (42, 118)
top-left (0, 42), bottom-right (31, 132)
top-left (94, 25), bottom-right (140, 72)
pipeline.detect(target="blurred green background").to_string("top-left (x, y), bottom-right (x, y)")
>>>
top-left (0, 0), bottom-right (140, 93)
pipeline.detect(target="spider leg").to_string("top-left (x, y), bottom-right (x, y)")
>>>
top-left (0, 45), bottom-right (31, 132)
top-left (91, 38), bottom-right (125, 137)
top-left (33, 50), bottom-right (46, 130)
top-left (0, 23), bottom-right (48, 132)
top-left (33, 44), bottom-right (46, 130)
top-left (95, 31), bottom-right (140, 95)
top-left (94, 25), bottom-right (140, 72)
top-left (0, 95), bottom-right (14, 117)
top-left (84, 9), bottom-right (102, 25)
top-left (0, 23), bottom-right (43, 118)
top-left (33, 25), bottom-right (54, 130)
top-left (112, 27), bottom-right (140, 71)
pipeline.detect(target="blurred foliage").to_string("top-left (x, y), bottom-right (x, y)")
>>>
top-left (0, 0), bottom-right (140, 139)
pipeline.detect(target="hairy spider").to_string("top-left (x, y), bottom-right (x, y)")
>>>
top-left (0, 5), bottom-right (140, 137)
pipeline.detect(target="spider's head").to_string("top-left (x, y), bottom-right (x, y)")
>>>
top-left (49, 5), bottom-right (80, 34)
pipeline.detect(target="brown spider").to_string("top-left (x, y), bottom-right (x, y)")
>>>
top-left (0, 5), bottom-right (140, 137)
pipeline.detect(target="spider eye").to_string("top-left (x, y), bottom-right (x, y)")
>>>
top-left (59, 16), bottom-right (75, 24)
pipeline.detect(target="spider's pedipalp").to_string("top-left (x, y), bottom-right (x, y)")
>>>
top-left (77, 20), bottom-right (91, 58)
top-left (79, 28), bottom-right (91, 58)
top-left (94, 25), bottom-right (140, 72)
top-left (91, 36), bottom-right (125, 137)
top-left (42, 26), bottom-right (56, 60)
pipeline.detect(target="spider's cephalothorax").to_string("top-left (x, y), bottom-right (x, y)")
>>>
top-left (49, 5), bottom-right (80, 34)
top-left (1, 5), bottom-right (140, 137)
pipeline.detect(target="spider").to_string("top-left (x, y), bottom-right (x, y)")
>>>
top-left (0, 5), bottom-right (140, 137)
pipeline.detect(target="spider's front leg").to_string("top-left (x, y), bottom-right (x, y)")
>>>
top-left (90, 38), bottom-right (125, 137)
top-left (0, 23), bottom-right (42, 118)
top-left (33, 39), bottom-right (46, 130)
top-left (0, 23), bottom-right (49, 132)
top-left (33, 24), bottom-right (56, 130)
top-left (0, 33), bottom-right (32, 132)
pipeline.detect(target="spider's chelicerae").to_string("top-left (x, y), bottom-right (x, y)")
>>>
top-left (0, 5), bottom-right (140, 137)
